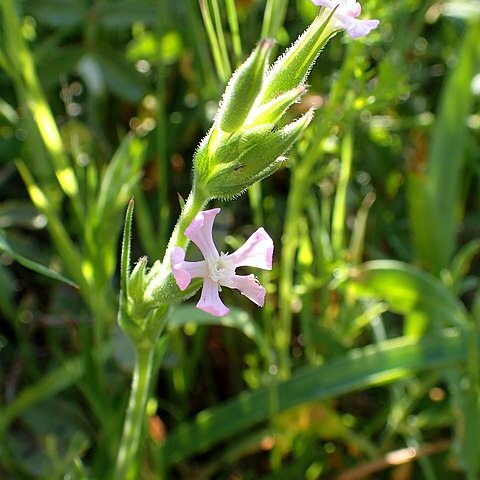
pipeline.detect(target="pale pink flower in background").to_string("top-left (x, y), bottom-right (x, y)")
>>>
top-left (311, 0), bottom-right (379, 38)
top-left (171, 208), bottom-right (273, 317)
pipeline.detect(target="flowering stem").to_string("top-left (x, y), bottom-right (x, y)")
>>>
top-left (114, 187), bottom-right (208, 479)
top-left (163, 188), bottom-right (208, 264)
top-left (112, 345), bottom-right (156, 480)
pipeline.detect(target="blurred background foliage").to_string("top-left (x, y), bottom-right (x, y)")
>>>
top-left (1, 0), bottom-right (480, 479)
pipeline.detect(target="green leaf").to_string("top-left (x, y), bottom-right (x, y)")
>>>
top-left (159, 329), bottom-right (466, 465)
top-left (94, 135), bottom-right (145, 232)
top-left (85, 135), bottom-right (146, 283)
top-left (408, 22), bottom-right (480, 272)
top-left (450, 239), bottom-right (480, 293)
top-left (0, 265), bottom-right (16, 323)
top-left (0, 345), bottom-right (111, 436)
top-left (120, 198), bottom-right (135, 306)
top-left (0, 231), bottom-right (78, 288)
top-left (0, 97), bottom-right (18, 125)
top-left (447, 365), bottom-right (480, 478)
top-left (0, 359), bottom-right (83, 436)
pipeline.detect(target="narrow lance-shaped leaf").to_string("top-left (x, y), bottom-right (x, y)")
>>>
top-left (117, 198), bottom-right (135, 337)
top-left (408, 22), bottom-right (480, 272)
top-left (0, 231), bottom-right (78, 288)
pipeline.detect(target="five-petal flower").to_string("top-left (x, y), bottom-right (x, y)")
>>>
top-left (171, 208), bottom-right (273, 317)
top-left (311, 0), bottom-right (379, 38)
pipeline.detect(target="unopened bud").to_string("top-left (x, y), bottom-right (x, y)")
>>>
top-left (217, 39), bottom-right (274, 133)
top-left (191, 9), bottom-right (339, 200)
top-left (259, 10), bottom-right (335, 104)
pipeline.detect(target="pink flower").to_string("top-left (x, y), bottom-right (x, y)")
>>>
top-left (171, 208), bottom-right (274, 317)
top-left (311, 0), bottom-right (379, 38)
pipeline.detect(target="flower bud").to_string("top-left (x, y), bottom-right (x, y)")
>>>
top-left (217, 39), bottom-right (274, 133)
top-left (258, 10), bottom-right (335, 104)
top-left (191, 10), bottom-right (339, 200)
top-left (197, 109), bottom-right (314, 199)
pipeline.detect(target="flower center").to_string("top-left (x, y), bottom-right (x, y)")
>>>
top-left (208, 254), bottom-right (233, 283)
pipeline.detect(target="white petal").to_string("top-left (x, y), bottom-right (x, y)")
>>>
top-left (222, 274), bottom-right (266, 307)
top-left (185, 208), bottom-right (221, 261)
top-left (171, 246), bottom-right (208, 290)
top-left (197, 278), bottom-right (230, 316)
top-left (228, 228), bottom-right (273, 270)
top-left (345, 18), bottom-right (379, 38)
top-left (311, 0), bottom-right (379, 38)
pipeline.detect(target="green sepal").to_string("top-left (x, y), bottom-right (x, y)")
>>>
top-left (193, 124), bottom-right (270, 187)
top-left (246, 84), bottom-right (307, 128)
top-left (210, 125), bottom-right (272, 165)
top-left (145, 273), bottom-right (203, 307)
top-left (205, 108), bottom-right (315, 199)
top-left (119, 301), bottom-right (169, 350)
top-left (127, 256), bottom-right (148, 304)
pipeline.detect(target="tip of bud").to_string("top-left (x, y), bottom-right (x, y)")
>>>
top-left (305, 106), bottom-right (316, 119)
top-left (129, 197), bottom-right (135, 206)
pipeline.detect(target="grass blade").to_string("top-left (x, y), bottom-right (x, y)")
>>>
top-left (160, 330), bottom-right (466, 465)
top-left (408, 21), bottom-right (480, 272)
